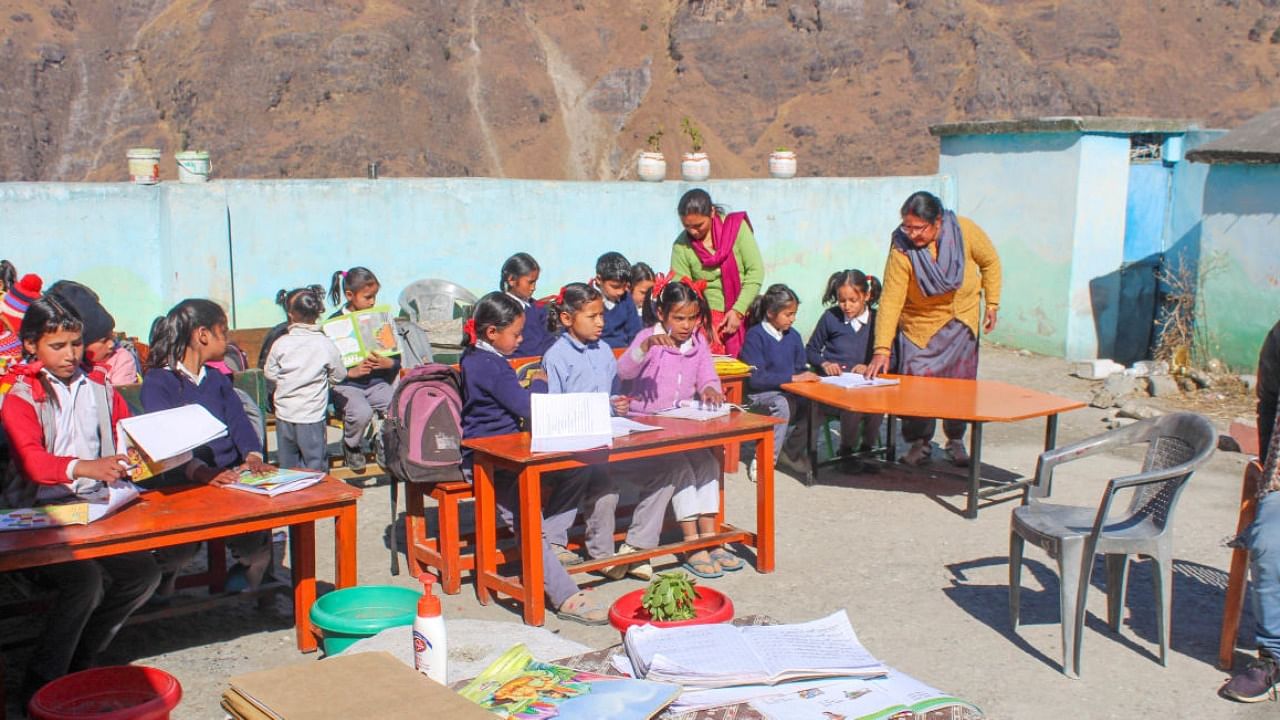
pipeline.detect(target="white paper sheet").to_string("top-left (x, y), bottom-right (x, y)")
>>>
top-left (610, 417), bottom-right (662, 437)
top-left (818, 373), bottom-right (899, 389)
top-left (654, 399), bottom-right (732, 421)
top-left (752, 668), bottom-right (974, 720)
top-left (531, 392), bottom-right (613, 452)
top-left (116, 404), bottom-right (227, 463)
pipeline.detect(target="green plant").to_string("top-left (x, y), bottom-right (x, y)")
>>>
top-left (646, 128), bottom-right (664, 153)
top-left (640, 570), bottom-right (698, 621)
top-left (774, 146), bottom-right (790, 153)
top-left (680, 117), bottom-right (704, 153)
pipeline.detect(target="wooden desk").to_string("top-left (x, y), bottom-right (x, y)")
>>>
top-left (718, 372), bottom-right (750, 472)
top-left (782, 376), bottom-right (1084, 518)
top-left (466, 413), bottom-right (782, 625)
top-left (0, 477), bottom-right (361, 652)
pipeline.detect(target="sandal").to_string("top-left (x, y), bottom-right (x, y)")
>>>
top-left (555, 590), bottom-right (608, 625)
top-left (681, 550), bottom-right (723, 579)
top-left (708, 547), bottom-right (744, 572)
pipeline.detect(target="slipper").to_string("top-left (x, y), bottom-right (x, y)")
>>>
top-left (681, 550), bottom-right (723, 579)
top-left (551, 544), bottom-right (583, 567)
top-left (708, 548), bottom-right (744, 572)
top-left (555, 590), bottom-right (608, 625)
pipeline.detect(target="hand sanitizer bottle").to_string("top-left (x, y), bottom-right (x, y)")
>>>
top-left (412, 573), bottom-right (447, 684)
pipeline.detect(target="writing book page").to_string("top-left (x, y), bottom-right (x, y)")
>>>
top-left (116, 405), bottom-right (227, 461)
top-left (611, 417), bottom-right (662, 437)
top-left (531, 392), bottom-right (613, 452)
top-left (751, 668), bottom-right (972, 720)
top-left (626, 623), bottom-right (764, 680)
top-left (86, 482), bottom-right (141, 523)
top-left (741, 611), bottom-right (886, 679)
top-left (818, 373), bottom-right (899, 389)
top-left (655, 399), bottom-right (731, 421)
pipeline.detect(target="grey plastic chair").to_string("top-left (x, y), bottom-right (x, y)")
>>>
top-left (397, 278), bottom-right (478, 324)
top-left (1008, 412), bottom-right (1216, 678)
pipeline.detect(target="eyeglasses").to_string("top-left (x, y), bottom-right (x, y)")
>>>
top-left (899, 222), bottom-right (931, 236)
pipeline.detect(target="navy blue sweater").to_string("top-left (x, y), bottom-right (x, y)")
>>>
top-left (514, 301), bottom-right (555, 358)
top-left (141, 366), bottom-right (263, 470)
top-left (460, 348), bottom-right (533, 468)
top-left (601, 297), bottom-right (642, 350)
top-left (741, 323), bottom-right (808, 393)
top-left (805, 307), bottom-right (877, 372)
top-left (328, 307), bottom-right (401, 388)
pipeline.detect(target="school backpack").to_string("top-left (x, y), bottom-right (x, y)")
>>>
top-left (380, 363), bottom-right (464, 485)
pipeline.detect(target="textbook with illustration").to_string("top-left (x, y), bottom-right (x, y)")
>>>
top-left (224, 468), bottom-right (324, 496)
top-left (0, 482), bottom-right (140, 532)
top-left (750, 668), bottom-right (983, 720)
top-left (623, 610), bottom-right (887, 690)
top-left (653, 399), bottom-right (742, 422)
top-left (322, 304), bottom-right (400, 368)
top-left (116, 405), bottom-right (228, 482)
top-left (459, 644), bottom-right (679, 720)
top-left (531, 392), bottom-right (613, 452)
top-left (819, 373), bottom-right (899, 389)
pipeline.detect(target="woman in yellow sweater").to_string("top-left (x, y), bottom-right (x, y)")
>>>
top-left (865, 191), bottom-right (1002, 467)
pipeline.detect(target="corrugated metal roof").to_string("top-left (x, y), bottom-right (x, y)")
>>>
top-left (1185, 107), bottom-right (1280, 164)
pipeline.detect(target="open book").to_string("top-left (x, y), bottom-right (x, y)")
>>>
top-left (624, 611), bottom-right (886, 689)
top-left (0, 482), bottom-right (139, 532)
top-left (750, 668), bottom-right (983, 720)
top-left (531, 392), bottom-right (613, 452)
top-left (223, 468), bottom-right (324, 497)
top-left (653, 399), bottom-right (739, 422)
top-left (322, 304), bottom-right (401, 368)
top-left (459, 644), bottom-right (679, 720)
top-left (819, 373), bottom-right (899, 389)
top-left (116, 405), bottom-right (228, 482)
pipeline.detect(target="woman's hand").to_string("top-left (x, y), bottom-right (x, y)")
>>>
top-left (864, 354), bottom-right (891, 379)
top-left (242, 454), bottom-right (274, 475)
top-left (77, 456), bottom-right (130, 482)
top-left (821, 361), bottom-right (843, 377)
top-left (791, 371), bottom-right (820, 383)
top-left (643, 334), bottom-right (677, 352)
top-left (610, 395), bottom-right (631, 416)
top-left (700, 386), bottom-right (725, 408)
top-left (716, 309), bottom-right (743, 338)
top-left (984, 307), bottom-right (999, 334)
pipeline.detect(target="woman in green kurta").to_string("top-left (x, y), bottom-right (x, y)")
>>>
top-left (669, 189), bottom-right (765, 356)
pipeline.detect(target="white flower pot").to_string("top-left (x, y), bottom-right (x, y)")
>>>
top-left (681, 152), bottom-right (711, 181)
top-left (637, 152), bottom-right (666, 182)
top-left (769, 151), bottom-right (797, 179)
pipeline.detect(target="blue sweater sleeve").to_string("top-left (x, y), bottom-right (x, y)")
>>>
top-left (806, 313), bottom-right (832, 370)
top-left (789, 331), bottom-right (808, 374)
top-left (742, 328), bottom-right (792, 392)
top-left (489, 362), bottom-right (533, 423)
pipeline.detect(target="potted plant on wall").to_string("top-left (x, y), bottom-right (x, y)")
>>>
top-left (608, 570), bottom-right (734, 636)
top-left (680, 118), bottom-right (711, 181)
top-left (769, 146), bottom-right (797, 179)
top-left (637, 128), bottom-right (666, 182)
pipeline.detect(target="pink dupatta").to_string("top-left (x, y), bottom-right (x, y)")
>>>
top-left (693, 211), bottom-right (751, 355)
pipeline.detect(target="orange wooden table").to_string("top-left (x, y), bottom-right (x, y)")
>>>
top-left (782, 376), bottom-right (1085, 518)
top-left (466, 412), bottom-right (782, 625)
top-left (718, 372), bottom-right (750, 472)
top-left (0, 477), bottom-right (361, 652)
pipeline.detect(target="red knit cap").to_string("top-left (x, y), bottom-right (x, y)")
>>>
top-left (1, 274), bottom-right (43, 328)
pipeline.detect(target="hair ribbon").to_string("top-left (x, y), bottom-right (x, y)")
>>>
top-left (681, 277), bottom-right (707, 299)
top-left (651, 270), bottom-right (675, 299)
top-left (555, 286), bottom-right (569, 305)
top-left (462, 317), bottom-right (477, 344)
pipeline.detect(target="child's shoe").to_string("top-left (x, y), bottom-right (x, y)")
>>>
top-left (945, 439), bottom-right (970, 467)
top-left (903, 440), bottom-right (932, 466)
top-left (343, 444), bottom-right (367, 472)
top-left (551, 543), bottom-right (583, 567)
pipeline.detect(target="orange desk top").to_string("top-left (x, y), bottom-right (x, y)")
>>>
top-left (462, 412), bottom-right (780, 464)
top-left (0, 476), bottom-right (361, 564)
top-left (782, 375), bottom-right (1085, 423)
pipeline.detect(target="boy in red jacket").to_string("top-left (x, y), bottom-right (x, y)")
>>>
top-left (1, 295), bottom-right (160, 704)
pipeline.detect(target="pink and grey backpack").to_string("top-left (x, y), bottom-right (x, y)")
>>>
top-left (381, 363), bottom-right (464, 485)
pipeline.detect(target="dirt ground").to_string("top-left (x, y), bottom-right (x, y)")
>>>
top-left (3, 345), bottom-right (1271, 719)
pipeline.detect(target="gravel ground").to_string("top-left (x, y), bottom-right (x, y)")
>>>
top-left (3, 345), bottom-right (1268, 719)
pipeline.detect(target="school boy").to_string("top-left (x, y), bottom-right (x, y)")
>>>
top-left (594, 252), bottom-right (642, 349)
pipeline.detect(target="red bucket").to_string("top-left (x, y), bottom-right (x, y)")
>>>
top-left (608, 586), bottom-right (734, 637)
top-left (28, 666), bottom-right (182, 720)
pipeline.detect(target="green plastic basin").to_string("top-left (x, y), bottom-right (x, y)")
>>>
top-left (308, 585), bottom-right (420, 655)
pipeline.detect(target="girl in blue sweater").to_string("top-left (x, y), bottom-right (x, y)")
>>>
top-left (502, 253), bottom-right (555, 358)
top-left (806, 269), bottom-right (884, 470)
top-left (459, 292), bottom-right (607, 625)
top-left (739, 284), bottom-right (819, 480)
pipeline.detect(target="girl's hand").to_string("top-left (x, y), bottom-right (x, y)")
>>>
top-left (611, 395), bottom-right (631, 416)
top-left (366, 352), bottom-right (394, 370)
top-left (77, 456), bottom-right (130, 482)
top-left (717, 309), bottom-right (743, 337)
top-left (700, 386), bottom-right (725, 408)
top-left (821, 361), bottom-right (843, 377)
top-left (207, 469), bottom-right (240, 486)
top-left (852, 363), bottom-right (869, 375)
top-left (528, 369), bottom-right (547, 383)
top-left (864, 354), bottom-right (890, 379)
top-left (242, 455), bottom-right (274, 475)
top-left (346, 363), bottom-right (372, 378)
top-left (643, 334), bottom-right (676, 352)
top-left (791, 371), bottom-right (820, 383)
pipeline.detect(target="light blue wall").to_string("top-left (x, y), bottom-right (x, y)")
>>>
top-left (0, 177), bottom-right (953, 342)
top-left (1123, 163), bottom-right (1171, 262)
top-left (939, 133), bottom-right (1082, 356)
top-left (1066, 134), bottom-right (1131, 361)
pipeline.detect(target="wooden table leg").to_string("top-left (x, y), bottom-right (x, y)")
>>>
top-left (473, 458), bottom-right (497, 606)
top-left (713, 445), bottom-right (727, 529)
top-left (335, 504), bottom-right (358, 589)
top-left (289, 521), bottom-right (318, 652)
top-left (518, 467), bottom-right (546, 625)
top-left (757, 430), bottom-right (776, 573)
top-left (724, 381), bottom-right (742, 472)
top-left (1220, 461), bottom-right (1262, 670)
top-left (965, 422), bottom-right (983, 520)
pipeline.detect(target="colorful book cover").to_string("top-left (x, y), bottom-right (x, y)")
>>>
top-left (0, 503), bottom-right (90, 531)
top-left (321, 305), bottom-right (400, 368)
top-left (458, 644), bottom-right (679, 720)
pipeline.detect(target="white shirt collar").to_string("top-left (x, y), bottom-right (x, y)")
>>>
top-left (476, 340), bottom-right (503, 356)
top-left (762, 320), bottom-right (784, 342)
top-left (174, 362), bottom-right (206, 385)
top-left (505, 291), bottom-right (530, 308)
top-left (847, 308), bottom-right (871, 332)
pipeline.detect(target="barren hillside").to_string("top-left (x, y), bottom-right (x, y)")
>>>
top-left (3, 0), bottom-right (1280, 181)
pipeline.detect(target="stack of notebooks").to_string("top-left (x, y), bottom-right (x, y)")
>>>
top-left (223, 652), bottom-right (493, 720)
top-left (224, 468), bottom-right (324, 497)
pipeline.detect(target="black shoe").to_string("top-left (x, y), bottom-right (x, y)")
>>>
top-left (344, 445), bottom-right (367, 472)
top-left (1222, 654), bottom-right (1280, 702)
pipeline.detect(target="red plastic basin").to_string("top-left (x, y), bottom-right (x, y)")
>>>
top-left (608, 586), bottom-right (734, 636)
top-left (28, 666), bottom-right (182, 720)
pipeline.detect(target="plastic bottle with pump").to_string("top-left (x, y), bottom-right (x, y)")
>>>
top-left (413, 573), bottom-right (448, 684)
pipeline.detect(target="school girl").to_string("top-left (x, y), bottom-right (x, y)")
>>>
top-left (501, 253), bottom-right (555, 358)
top-left (329, 267), bottom-right (399, 471)
top-left (266, 287), bottom-right (346, 472)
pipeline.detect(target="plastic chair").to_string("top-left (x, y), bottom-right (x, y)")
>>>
top-left (1008, 412), bottom-right (1217, 677)
top-left (397, 279), bottom-right (478, 324)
